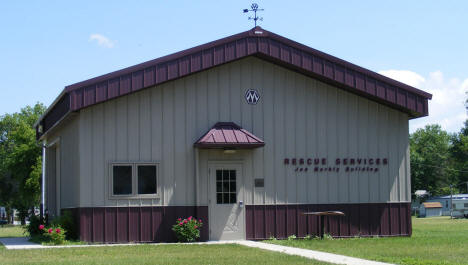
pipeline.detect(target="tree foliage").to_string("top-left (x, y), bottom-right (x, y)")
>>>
top-left (450, 120), bottom-right (468, 190)
top-left (0, 103), bottom-right (45, 223)
top-left (410, 124), bottom-right (453, 196)
top-left (410, 92), bottom-right (468, 197)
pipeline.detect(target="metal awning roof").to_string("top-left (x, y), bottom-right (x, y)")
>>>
top-left (194, 122), bottom-right (265, 149)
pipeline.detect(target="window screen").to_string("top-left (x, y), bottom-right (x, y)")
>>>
top-left (216, 169), bottom-right (236, 204)
top-left (113, 165), bottom-right (132, 195)
top-left (138, 165), bottom-right (157, 194)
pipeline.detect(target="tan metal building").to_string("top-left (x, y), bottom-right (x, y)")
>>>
top-left (36, 27), bottom-right (432, 242)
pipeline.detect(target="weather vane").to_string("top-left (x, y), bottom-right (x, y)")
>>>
top-left (243, 3), bottom-right (264, 27)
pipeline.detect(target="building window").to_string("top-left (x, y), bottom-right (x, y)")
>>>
top-left (464, 203), bottom-right (468, 208)
top-left (113, 165), bottom-right (132, 195)
top-left (137, 165), bottom-right (157, 195)
top-left (110, 163), bottom-right (158, 198)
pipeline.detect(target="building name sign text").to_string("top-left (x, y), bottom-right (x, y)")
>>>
top-left (284, 157), bottom-right (388, 173)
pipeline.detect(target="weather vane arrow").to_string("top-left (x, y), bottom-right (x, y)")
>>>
top-left (243, 3), bottom-right (264, 27)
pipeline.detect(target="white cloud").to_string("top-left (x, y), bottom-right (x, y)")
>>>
top-left (378, 69), bottom-right (468, 133)
top-left (89, 34), bottom-right (115, 48)
top-left (379, 70), bottom-right (426, 88)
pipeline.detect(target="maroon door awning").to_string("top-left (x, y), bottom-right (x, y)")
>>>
top-left (194, 122), bottom-right (265, 149)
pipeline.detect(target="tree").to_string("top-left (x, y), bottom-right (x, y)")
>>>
top-left (0, 103), bottom-right (45, 224)
top-left (410, 124), bottom-right (454, 196)
top-left (450, 121), bottom-right (468, 193)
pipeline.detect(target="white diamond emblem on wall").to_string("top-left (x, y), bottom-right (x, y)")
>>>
top-left (245, 89), bottom-right (260, 105)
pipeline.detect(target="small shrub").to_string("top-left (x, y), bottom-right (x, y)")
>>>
top-left (24, 214), bottom-right (45, 237)
top-left (287, 234), bottom-right (297, 240)
top-left (40, 225), bottom-right (66, 245)
top-left (51, 211), bottom-right (77, 240)
top-left (268, 235), bottom-right (277, 240)
top-left (304, 234), bottom-right (313, 240)
top-left (172, 216), bottom-right (203, 242)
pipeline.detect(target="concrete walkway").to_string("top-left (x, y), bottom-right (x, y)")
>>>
top-left (0, 237), bottom-right (45, 249)
top-left (0, 237), bottom-right (230, 250)
top-left (236, 241), bottom-right (393, 265)
top-left (0, 237), bottom-right (393, 265)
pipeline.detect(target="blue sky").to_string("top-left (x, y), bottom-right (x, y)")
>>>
top-left (1, 1), bottom-right (466, 133)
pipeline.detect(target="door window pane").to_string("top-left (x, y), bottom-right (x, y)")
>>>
top-left (138, 165), bottom-right (157, 194)
top-left (223, 182), bottom-right (229, 192)
top-left (223, 170), bottom-right (230, 181)
top-left (215, 169), bottom-right (237, 204)
top-left (113, 165), bottom-right (132, 195)
top-left (216, 170), bottom-right (222, 181)
top-left (223, 193), bottom-right (230, 204)
top-left (229, 170), bottom-right (236, 180)
top-left (230, 181), bottom-right (236, 192)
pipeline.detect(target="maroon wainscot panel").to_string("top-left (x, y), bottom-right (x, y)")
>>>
top-left (245, 203), bottom-right (411, 239)
top-left (74, 206), bottom-right (208, 243)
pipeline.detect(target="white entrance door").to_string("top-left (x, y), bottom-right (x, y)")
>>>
top-left (209, 164), bottom-right (245, 240)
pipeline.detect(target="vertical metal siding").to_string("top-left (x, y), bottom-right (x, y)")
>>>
top-left (246, 203), bottom-right (411, 239)
top-left (76, 206), bottom-right (208, 243)
top-left (75, 57), bottom-right (412, 209)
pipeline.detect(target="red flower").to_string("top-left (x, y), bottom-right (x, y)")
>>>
top-left (188, 216), bottom-right (192, 221)
top-left (179, 222), bottom-right (183, 226)
top-left (39, 225), bottom-right (45, 230)
top-left (199, 219), bottom-right (202, 223)
top-left (48, 228), bottom-right (53, 234)
top-left (177, 218), bottom-right (181, 222)
top-left (184, 220), bottom-right (188, 224)
top-left (56, 228), bottom-right (61, 234)
top-left (194, 225), bottom-right (198, 229)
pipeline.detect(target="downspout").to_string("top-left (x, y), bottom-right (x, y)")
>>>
top-left (41, 142), bottom-right (46, 221)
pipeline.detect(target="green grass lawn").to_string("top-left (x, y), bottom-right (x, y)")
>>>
top-left (0, 225), bottom-right (25, 238)
top-left (0, 224), bottom-right (328, 264)
top-left (0, 244), bottom-right (328, 265)
top-left (265, 216), bottom-right (468, 265)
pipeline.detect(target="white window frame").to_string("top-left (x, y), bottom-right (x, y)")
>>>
top-left (109, 162), bottom-right (160, 199)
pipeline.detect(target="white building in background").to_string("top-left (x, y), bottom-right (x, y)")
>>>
top-left (419, 202), bottom-right (442, 217)
top-left (427, 194), bottom-right (468, 217)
